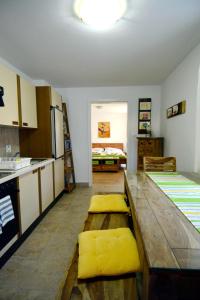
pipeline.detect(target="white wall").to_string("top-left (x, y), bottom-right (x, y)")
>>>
top-left (91, 105), bottom-right (127, 150)
top-left (0, 57), bottom-right (34, 83)
top-left (161, 42), bottom-right (200, 172)
top-left (57, 86), bottom-right (161, 184)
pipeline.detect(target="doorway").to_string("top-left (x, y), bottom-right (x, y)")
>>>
top-left (90, 102), bottom-right (128, 191)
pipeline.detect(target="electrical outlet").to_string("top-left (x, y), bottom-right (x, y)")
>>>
top-left (6, 144), bottom-right (12, 153)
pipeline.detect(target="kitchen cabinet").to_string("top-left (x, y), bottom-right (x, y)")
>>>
top-left (51, 87), bottom-right (62, 110)
top-left (19, 86), bottom-right (64, 159)
top-left (0, 63), bottom-right (19, 126)
top-left (54, 157), bottom-right (64, 198)
top-left (39, 163), bottom-right (54, 212)
top-left (18, 170), bottom-right (40, 234)
top-left (18, 76), bottom-right (37, 128)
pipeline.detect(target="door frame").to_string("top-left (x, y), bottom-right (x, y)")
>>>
top-left (88, 100), bottom-right (128, 186)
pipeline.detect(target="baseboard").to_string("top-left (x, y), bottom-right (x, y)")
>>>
top-left (76, 182), bottom-right (89, 187)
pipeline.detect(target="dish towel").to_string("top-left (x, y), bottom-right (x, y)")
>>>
top-left (0, 195), bottom-right (15, 235)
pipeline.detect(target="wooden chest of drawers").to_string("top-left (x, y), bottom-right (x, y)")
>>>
top-left (137, 137), bottom-right (164, 170)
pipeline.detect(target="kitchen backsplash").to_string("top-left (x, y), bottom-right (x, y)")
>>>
top-left (0, 127), bottom-right (19, 157)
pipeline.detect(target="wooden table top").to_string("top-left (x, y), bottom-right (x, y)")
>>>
top-left (124, 171), bottom-right (200, 271)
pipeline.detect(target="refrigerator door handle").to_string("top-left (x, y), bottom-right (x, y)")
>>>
top-left (51, 108), bottom-right (56, 158)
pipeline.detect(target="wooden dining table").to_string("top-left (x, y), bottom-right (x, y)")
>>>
top-left (124, 171), bottom-right (200, 300)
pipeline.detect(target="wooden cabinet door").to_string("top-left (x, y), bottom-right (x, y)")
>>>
top-left (54, 157), bottom-right (64, 198)
top-left (0, 64), bottom-right (19, 126)
top-left (18, 170), bottom-right (40, 234)
top-left (51, 88), bottom-right (62, 110)
top-left (40, 163), bottom-right (54, 212)
top-left (19, 77), bottom-right (38, 128)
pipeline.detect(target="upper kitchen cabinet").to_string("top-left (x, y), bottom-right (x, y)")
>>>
top-left (17, 76), bottom-right (38, 128)
top-left (19, 86), bottom-right (64, 159)
top-left (0, 63), bottom-right (19, 126)
top-left (51, 88), bottom-right (62, 111)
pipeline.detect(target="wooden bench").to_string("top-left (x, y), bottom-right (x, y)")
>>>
top-left (58, 213), bottom-right (138, 300)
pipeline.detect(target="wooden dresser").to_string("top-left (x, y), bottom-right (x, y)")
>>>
top-left (137, 137), bottom-right (164, 170)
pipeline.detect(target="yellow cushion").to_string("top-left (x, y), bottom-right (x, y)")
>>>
top-left (78, 228), bottom-right (140, 279)
top-left (88, 194), bottom-right (129, 213)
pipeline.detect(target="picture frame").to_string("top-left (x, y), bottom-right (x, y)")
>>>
top-left (139, 111), bottom-right (151, 120)
top-left (139, 101), bottom-right (151, 111)
top-left (139, 121), bottom-right (151, 130)
top-left (98, 122), bottom-right (110, 138)
top-left (138, 98), bottom-right (152, 134)
top-left (167, 107), bottom-right (173, 118)
top-left (167, 100), bottom-right (186, 119)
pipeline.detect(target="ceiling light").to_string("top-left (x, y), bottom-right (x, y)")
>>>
top-left (74, 0), bottom-right (127, 30)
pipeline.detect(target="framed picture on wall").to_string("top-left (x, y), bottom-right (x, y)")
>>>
top-left (139, 101), bottom-right (151, 111)
top-left (166, 100), bottom-right (186, 119)
top-left (138, 98), bottom-right (152, 134)
top-left (139, 111), bottom-right (151, 120)
top-left (139, 121), bottom-right (151, 131)
top-left (167, 107), bottom-right (173, 118)
top-left (98, 122), bottom-right (110, 138)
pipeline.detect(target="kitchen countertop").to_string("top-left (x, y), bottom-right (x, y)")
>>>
top-left (0, 158), bottom-right (55, 184)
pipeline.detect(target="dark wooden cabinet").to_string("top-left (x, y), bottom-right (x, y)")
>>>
top-left (137, 137), bottom-right (164, 170)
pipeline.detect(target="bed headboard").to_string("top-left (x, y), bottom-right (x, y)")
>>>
top-left (92, 143), bottom-right (124, 150)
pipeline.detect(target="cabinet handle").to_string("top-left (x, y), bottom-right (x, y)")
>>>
top-left (12, 121), bottom-right (19, 125)
top-left (23, 122), bottom-right (29, 126)
top-left (41, 166), bottom-right (45, 170)
top-left (56, 105), bottom-right (59, 109)
top-left (32, 169), bottom-right (38, 174)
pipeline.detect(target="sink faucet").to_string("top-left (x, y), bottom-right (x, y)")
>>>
top-left (13, 152), bottom-right (20, 157)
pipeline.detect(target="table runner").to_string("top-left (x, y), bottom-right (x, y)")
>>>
top-left (146, 172), bottom-right (200, 232)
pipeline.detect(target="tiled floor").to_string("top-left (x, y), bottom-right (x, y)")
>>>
top-left (0, 171), bottom-right (124, 299)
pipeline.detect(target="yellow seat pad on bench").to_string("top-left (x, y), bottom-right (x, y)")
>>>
top-left (78, 228), bottom-right (140, 279)
top-left (88, 194), bottom-right (129, 213)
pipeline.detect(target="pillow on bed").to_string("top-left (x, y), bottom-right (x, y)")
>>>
top-left (104, 147), bottom-right (124, 155)
top-left (78, 228), bottom-right (141, 279)
top-left (92, 148), bottom-right (104, 154)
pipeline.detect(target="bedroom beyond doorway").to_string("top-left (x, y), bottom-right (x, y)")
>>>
top-left (91, 102), bottom-right (128, 186)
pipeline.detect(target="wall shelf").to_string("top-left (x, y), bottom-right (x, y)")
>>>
top-left (63, 103), bottom-right (76, 192)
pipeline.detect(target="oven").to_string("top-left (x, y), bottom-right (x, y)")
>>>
top-left (0, 178), bottom-right (19, 253)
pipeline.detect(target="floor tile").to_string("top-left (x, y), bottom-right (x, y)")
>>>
top-left (0, 171), bottom-right (124, 299)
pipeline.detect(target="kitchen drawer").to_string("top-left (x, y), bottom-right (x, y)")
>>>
top-left (101, 164), bottom-right (119, 171)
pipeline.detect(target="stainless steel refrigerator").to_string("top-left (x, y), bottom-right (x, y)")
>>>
top-left (51, 107), bottom-right (64, 159)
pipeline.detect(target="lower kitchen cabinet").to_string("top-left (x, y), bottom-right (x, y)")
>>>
top-left (54, 157), bottom-right (64, 198)
top-left (40, 163), bottom-right (54, 212)
top-left (18, 169), bottom-right (40, 234)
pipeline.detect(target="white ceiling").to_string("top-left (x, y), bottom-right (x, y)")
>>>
top-left (0, 0), bottom-right (200, 87)
top-left (92, 102), bottom-right (127, 113)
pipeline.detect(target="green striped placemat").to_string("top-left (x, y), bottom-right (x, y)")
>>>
top-left (146, 172), bottom-right (200, 232)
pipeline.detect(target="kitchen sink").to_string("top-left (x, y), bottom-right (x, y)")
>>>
top-left (30, 158), bottom-right (48, 165)
top-left (0, 171), bottom-right (15, 179)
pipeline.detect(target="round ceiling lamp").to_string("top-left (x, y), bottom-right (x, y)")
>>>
top-left (74, 0), bottom-right (127, 30)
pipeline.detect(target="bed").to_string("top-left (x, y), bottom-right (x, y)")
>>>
top-left (92, 143), bottom-right (127, 172)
